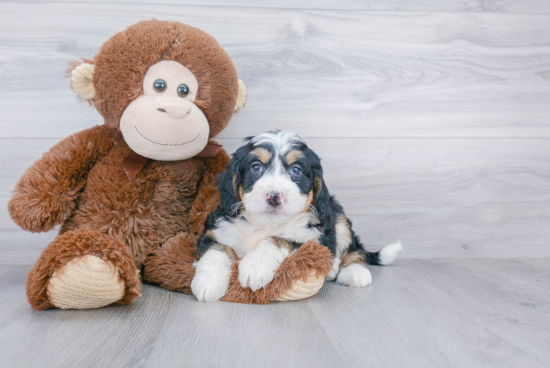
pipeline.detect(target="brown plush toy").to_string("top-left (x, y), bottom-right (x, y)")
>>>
top-left (8, 20), bottom-right (332, 310)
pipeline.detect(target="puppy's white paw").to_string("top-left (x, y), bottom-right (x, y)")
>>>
top-left (336, 263), bottom-right (372, 288)
top-left (326, 257), bottom-right (341, 281)
top-left (238, 253), bottom-right (277, 291)
top-left (191, 249), bottom-right (232, 302)
top-left (238, 239), bottom-right (289, 291)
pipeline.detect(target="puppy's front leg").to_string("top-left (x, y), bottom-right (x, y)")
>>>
top-left (192, 246), bottom-right (235, 302)
top-left (326, 257), bottom-right (341, 281)
top-left (238, 237), bottom-right (290, 291)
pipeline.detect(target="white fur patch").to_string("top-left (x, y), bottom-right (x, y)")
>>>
top-left (242, 172), bottom-right (308, 225)
top-left (378, 241), bottom-right (403, 265)
top-left (212, 212), bottom-right (320, 258)
top-left (238, 238), bottom-right (290, 291)
top-left (326, 257), bottom-right (341, 281)
top-left (336, 263), bottom-right (372, 288)
top-left (191, 249), bottom-right (232, 302)
top-left (251, 131), bottom-right (304, 156)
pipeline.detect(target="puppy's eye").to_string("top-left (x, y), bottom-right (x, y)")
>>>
top-left (153, 79), bottom-right (167, 93)
top-left (251, 163), bottom-right (262, 173)
top-left (177, 84), bottom-right (190, 97)
top-left (290, 166), bottom-right (302, 175)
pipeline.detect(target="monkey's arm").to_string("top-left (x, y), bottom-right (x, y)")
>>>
top-left (187, 148), bottom-right (231, 237)
top-left (8, 125), bottom-right (114, 232)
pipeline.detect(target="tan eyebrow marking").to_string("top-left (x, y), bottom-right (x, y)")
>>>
top-left (250, 147), bottom-right (272, 164)
top-left (285, 149), bottom-right (305, 165)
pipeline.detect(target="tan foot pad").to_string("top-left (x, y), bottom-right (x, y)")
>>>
top-left (47, 255), bottom-right (125, 309)
top-left (274, 275), bottom-right (325, 302)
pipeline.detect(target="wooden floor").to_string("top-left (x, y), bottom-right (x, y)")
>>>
top-left (0, 258), bottom-right (549, 367)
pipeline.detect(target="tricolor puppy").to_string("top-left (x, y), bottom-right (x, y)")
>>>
top-left (191, 131), bottom-right (402, 301)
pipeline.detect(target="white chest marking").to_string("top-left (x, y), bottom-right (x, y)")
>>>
top-left (212, 212), bottom-right (321, 258)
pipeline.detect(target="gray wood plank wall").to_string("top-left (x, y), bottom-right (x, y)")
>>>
top-left (4, 0), bottom-right (550, 14)
top-left (0, 1), bottom-right (549, 264)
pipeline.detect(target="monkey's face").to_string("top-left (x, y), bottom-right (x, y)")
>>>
top-left (70, 21), bottom-right (246, 157)
top-left (120, 60), bottom-right (210, 161)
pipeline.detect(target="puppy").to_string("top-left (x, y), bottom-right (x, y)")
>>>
top-left (191, 130), bottom-right (402, 301)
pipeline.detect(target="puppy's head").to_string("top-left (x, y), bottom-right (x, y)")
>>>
top-left (217, 130), bottom-right (330, 224)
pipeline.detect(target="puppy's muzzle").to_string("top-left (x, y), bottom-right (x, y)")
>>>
top-left (266, 191), bottom-right (283, 207)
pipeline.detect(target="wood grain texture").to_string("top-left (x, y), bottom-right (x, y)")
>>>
top-left (0, 259), bottom-right (549, 367)
top-left (3, 0), bottom-right (550, 14)
top-left (311, 258), bottom-right (550, 367)
top-left (2, 137), bottom-right (549, 264)
top-left (1, 2), bottom-right (549, 264)
top-left (1, 3), bottom-right (550, 139)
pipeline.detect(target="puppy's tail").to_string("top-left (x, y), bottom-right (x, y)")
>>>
top-left (361, 241), bottom-right (403, 266)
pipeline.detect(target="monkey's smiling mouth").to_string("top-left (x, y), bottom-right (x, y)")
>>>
top-left (135, 127), bottom-right (200, 146)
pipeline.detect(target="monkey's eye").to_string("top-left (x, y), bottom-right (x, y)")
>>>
top-left (153, 79), bottom-right (167, 93)
top-left (251, 163), bottom-right (263, 173)
top-left (177, 84), bottom-right (190, 97)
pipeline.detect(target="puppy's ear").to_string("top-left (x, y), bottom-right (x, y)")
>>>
top-left (217, 145), bottom-right (248, 216)
top-left (313, 175), bottom-right (331, 224)
top-left (311, 155), bottom-right (331, 224)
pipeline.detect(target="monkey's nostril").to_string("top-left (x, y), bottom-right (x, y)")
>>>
top-left (157, 108), bottom-right (167, 113)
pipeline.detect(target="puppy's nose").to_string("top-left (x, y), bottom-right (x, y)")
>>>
top-left (155, 96), bottom-right (191, 119)
top-left (266, 191), bottom-right (283, 207)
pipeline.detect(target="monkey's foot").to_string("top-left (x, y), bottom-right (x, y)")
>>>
top-left (26, 229), bottom-right (141, 310)
top-left (274, 274), bottom-right (326, 301)
top-left (47, 255), bottom-right (126, 309)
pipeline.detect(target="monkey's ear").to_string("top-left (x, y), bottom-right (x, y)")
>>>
top-left (71, 62), bottom-right (95, 100)
top-left (234, 79), bottom-right (247, 112)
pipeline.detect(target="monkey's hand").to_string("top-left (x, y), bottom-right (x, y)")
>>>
top-left (8, 125), bottom-right (114, 232)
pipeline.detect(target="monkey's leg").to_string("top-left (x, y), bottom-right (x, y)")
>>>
top-left (26, 229), bottom-right (141, 310)
top-left (143, 232), bottom-right (198, 295)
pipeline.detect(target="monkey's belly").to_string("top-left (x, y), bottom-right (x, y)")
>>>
top-left (60, 150), bottom-right (201, 265)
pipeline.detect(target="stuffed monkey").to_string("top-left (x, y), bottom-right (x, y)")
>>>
top-left (8, 20), bottom-right (331, 310)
